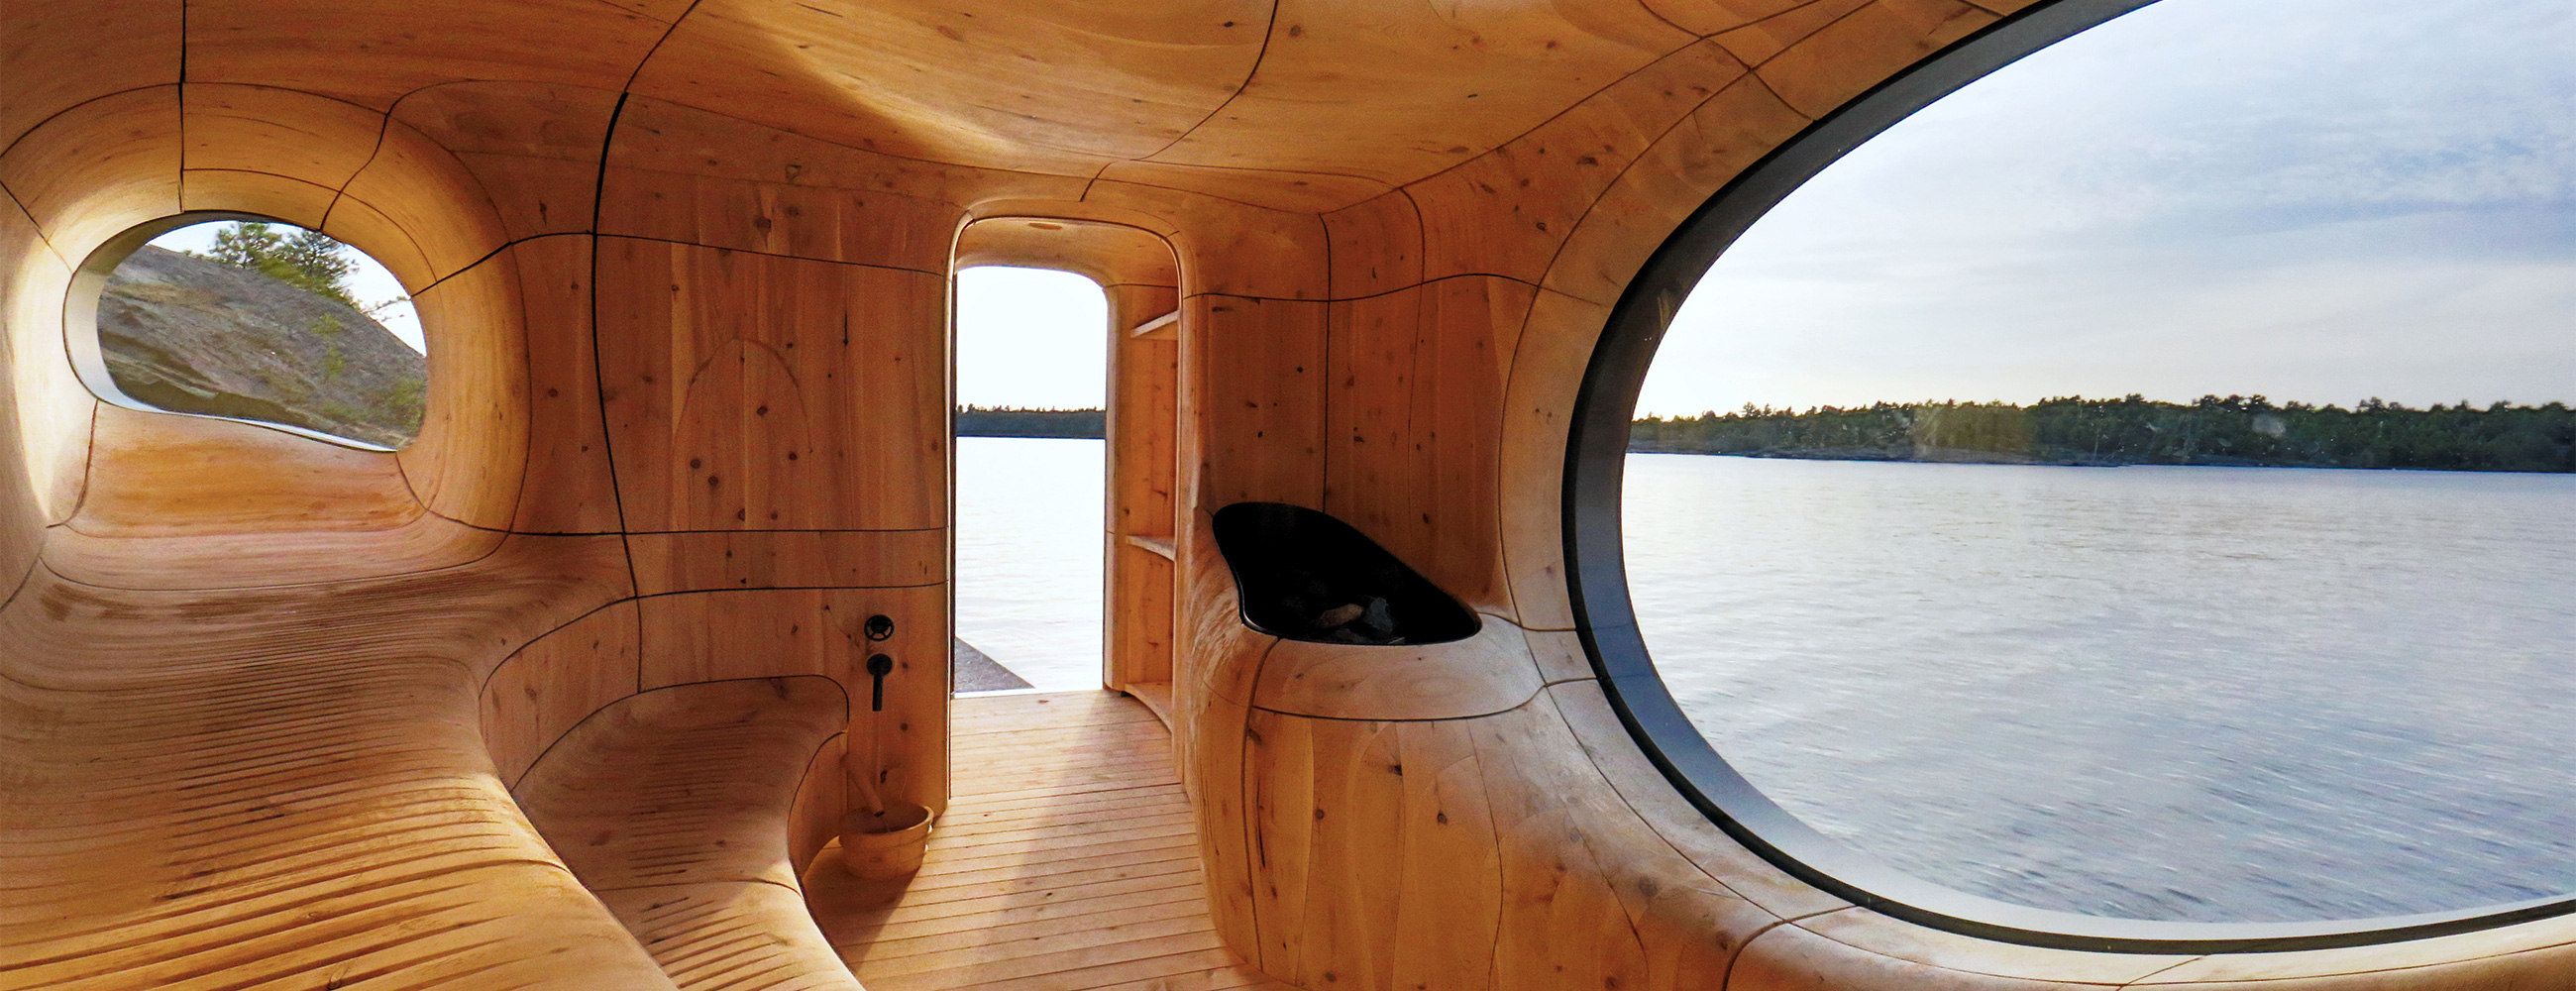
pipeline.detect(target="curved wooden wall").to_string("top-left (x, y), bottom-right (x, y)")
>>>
top-left (6, 1), bottom-right (2569, 988)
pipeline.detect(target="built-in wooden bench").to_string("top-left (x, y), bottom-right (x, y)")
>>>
top-left (0, 542), bottom-right (679, 989)
top-left (514, 677), bottom-right (860, 991)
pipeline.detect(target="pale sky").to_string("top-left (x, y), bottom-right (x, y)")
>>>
top-left (145, 222), bottom-right (424, 352)
top-left (1635, 0), bottom-right (2576, 417)
top-left (955, 266), bottom-right (1109, 409)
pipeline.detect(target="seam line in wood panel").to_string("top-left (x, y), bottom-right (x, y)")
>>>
top-left (314, 104), bottom-right (394, 236)
top-left (0, 176), bottom-right (75, 270)
top-left (1241, 684), bottom-right (1556, 720)
top-left (1079, 175), bottom-right (1326, 230)
top-left (1316, 184), bottom-right (1337, 505)
top-left (1108, 159), bottom-right (1402, 214)
top-left (1134, 0), bottom-right (1284, 165)
top-left (0, 545), bottom-right (37, 613)
top-left (510, 674), bottom-right (849, 803)
top-left (580, 98), bottom-right (644, 599)
top-left (477, 594), bottom-right (637, 697)
top-left (2117, 954), bottom-right (2209, 988)
top-left (0, 84), bottom-right (180, 164)
top-left (612, 94), bottom-right (1099, 186)
top-left (68, 402), bottom-right (100, 524)
top-left (173, 30), bottom-right (186, 184)
top-left (1543, 684), bottom-right (1824, 917)
top-left (1182, 272), bottom-right (1557, 307)
top-left (1716, 911), bottom-right (1829, 991)
top-left (1399, 184), bottom-right (1430, 295)
top-left (603, 159), bottom-right (966, 216)
top-left (593, 232), bottom-right (948, 277)
top-left (1369, 34), bottom-right (1720, 211)
top-left (1524, 66), bottom-right (1792, 306)
top-left (617, 1), bottom-right (707, 99)
top-left (395, 226), bottom-right (533, 300)
top-left (1077, 159), bottom-right (1116, 202)
top-left (1738, 0), bottom-right (1889, 76)
top-left (1632, 0), bottom-right (1699, 39)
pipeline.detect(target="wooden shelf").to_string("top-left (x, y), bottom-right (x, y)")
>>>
top-left (1123, 533), bottom-right (1177, 560)
top-left (1128, 310), bottom-right (1179, 339)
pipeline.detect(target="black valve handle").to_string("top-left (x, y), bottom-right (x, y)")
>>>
top-left (867, 652), bottom-right (895, 712)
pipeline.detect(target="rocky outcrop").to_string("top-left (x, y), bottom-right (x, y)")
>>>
top-left (96, 246), bottom-right (425, 449)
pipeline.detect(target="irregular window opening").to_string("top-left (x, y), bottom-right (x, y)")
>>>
top-left (81, 218), bottom-right (425, 450)
top-left (1569, 0), bottom-right (2576, 952)
top-left (952, 265), bottom-right (1110, 694)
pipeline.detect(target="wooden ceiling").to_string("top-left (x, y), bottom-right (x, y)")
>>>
top-left (3, 0), bottom-right (1966, 215)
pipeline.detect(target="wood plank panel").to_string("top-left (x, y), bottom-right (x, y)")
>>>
top-left (397, 245), bottom-right (529, 530)
top-left (627, 528), bottom-right (945, 594)
top-left (594, 238), bottom-right (946, 532)
top-left (480, 600), bottom-right (643, 786)
top-left (0, 85), bottom-right (180, 259)
top-left (635, 584), bottom-right (949, 817)
top-left (507, 235), bottom-right (624, 534)
top-left (390, 81), bottom-right (620, 243)
top-left (0, 0), bottom-right (179, 152)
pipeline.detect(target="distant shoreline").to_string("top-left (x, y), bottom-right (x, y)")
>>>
top-left (1632, 397), bottom-right (2575, 474)
top-left (957, 407), bottom-right (1103, 439)
top-left (963, 400), bottom-right (2576, 474)
top-left (1629, 446), bottom-right (2576, 474)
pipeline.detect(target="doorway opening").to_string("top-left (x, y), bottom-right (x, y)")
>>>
top-left (951, 266), bottom-right (1111, 693)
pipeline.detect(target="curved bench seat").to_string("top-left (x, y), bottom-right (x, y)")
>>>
top-left (0, 541), bottom-right (673, 990)
top-left (513, 677), bottom-right (860, 991)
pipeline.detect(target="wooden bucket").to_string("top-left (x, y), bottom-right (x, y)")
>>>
top-left (838, 804), bottom-right (932, 878)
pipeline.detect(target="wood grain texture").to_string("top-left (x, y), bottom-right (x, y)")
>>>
top-left (482, 600), bottom-right (644, 786)
top-left (595, 237), bottom-right (946, 533)
top-left (0, 0), bottom-right (180, 153)
top-left (1252, 613), bottom-right (1550, 722)
top-left (807, 691), bottom-right (1296, 991)
top-left (0, 538), bottom-right (664, 990)
top-left (14, 5), bottom-right (2565, 991)
top-left (511, 675), bottom-right (864, 991)
top-left (627, 529), bottom-right (945, 594)
top-left (0, 86), bottom-right (181, 260)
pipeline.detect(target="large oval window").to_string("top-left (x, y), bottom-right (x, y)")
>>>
top-left (1570, 0), bottom-right (2576, 950)
top-left (73, 217), bottom-right (426, 450)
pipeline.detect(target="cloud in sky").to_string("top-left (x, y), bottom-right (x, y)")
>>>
top-left (1636, 0), bottom-right (2576, 416)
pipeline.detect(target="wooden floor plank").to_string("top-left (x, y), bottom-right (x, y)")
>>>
top-left (806, 691), bottom-right (1276, 991)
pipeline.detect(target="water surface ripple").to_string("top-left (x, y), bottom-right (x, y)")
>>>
top-left (1624, 454), bottom-right (2576, 924)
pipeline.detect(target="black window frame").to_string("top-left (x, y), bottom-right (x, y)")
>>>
top-left (1557, 0), bottom-right (2576, 953)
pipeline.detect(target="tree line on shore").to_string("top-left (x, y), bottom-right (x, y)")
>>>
top-left (1630, 395), bottom-right (2576, 473)
top-left (955, 396), bottom-right (2576, 472)
top-left (956, 405), bottom-right (1104, 438)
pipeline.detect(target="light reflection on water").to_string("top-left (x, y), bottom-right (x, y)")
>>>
top-left (1624, 454), bottom-right (2576, 923)
top-left (955, 437), bottom-right (1105, 692)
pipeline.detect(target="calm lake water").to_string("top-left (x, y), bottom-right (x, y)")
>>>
top-left (962, 438), bottom-right (2576, 923)
top-left (955, 437), bottom-right (1106, 692)
top-left (1626, 454), bottom-right (2576, 923)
